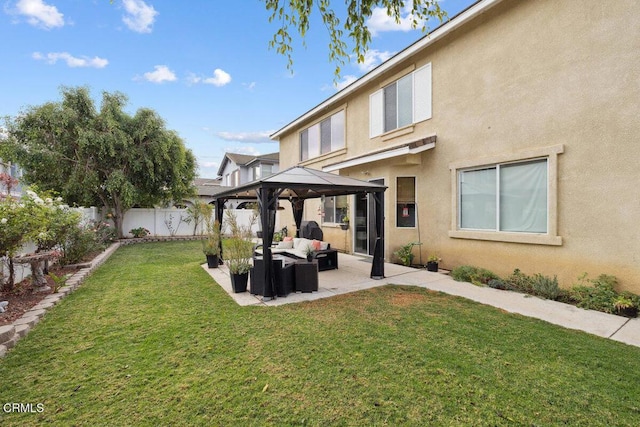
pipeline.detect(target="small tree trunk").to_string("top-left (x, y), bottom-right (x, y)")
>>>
top-left (112, 201), bottom-right (125, 238)
top-left (2, 258), bottom-right (15, 293)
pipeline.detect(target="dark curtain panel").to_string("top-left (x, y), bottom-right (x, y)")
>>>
top-left (292, 198), bottom-right (305, 238)
top-left (370, 191), bottom-right (385, 279)
top-left (215, 199), bottom-right (226, 260)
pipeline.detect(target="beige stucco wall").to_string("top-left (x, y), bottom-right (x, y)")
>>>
top-left (276, 0), bottom-right (640, 292)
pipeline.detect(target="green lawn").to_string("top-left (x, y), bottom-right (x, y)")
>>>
top-left (1, 241), bottom-right (639, 426)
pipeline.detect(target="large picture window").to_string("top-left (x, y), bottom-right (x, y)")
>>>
top-left (322, 195), bottom-right (349, 224)
top-left (300, 110), bottom-right (345, 161)
top-left (370, 63), bottom-right (432, 138)
top-left (396, 177), bottom-right (416, 228)
top-left (459, 159), bottom-right (548, 233)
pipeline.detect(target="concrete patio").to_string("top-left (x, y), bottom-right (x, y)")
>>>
top-left (202, 252), bottom-right (640, 348)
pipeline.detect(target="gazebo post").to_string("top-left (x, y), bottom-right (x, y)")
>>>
top-left (257, 188), bottom-right (272, 299)
top-left (216, 198), bottom-right (226, 261)
top-left (371, 190), bottom-right (385, 279)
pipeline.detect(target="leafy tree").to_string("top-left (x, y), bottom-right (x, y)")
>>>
top-left (2, 86), bottom-right (196, 237)
top-left (262, 0), bottom-right (447, 77)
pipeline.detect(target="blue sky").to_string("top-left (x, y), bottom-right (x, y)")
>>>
top-left (1, 0), bottom-right (474, 178)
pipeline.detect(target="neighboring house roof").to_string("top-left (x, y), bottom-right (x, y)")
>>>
top-left (217, 152), bottom-right (280, 177)
top-left (270, 0), bottom-right (504, 140)
top-left (194, 177), bottom-right (224, 197)
top-left (246, 152), bottom-right (279, 166)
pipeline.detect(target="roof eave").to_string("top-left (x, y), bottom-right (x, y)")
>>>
top-left (270, 0), bottom-right (504, 140)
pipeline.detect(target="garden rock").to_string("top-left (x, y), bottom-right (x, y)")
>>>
top-left (0, 324), bottom-right (15, 343)
top-left (0, 300), bottom-right (8, 313)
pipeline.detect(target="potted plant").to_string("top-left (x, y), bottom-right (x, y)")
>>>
top-left (340, 213), bottom-right (350, 230)
top-left (305, 245), bottom-right (314, 262)
top-left (224, 209), bottom-right (257, 293)
top-left (427, 254), bottom-right (441, 272)
top-left (202, 218), bottom-right (221, 268)
top-left (614, 293), bottom-right (639, 318)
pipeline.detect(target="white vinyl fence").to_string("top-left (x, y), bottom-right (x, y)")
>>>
top-left (122, 207), bottom-right (267, 237)
top-left (2, 206), bottom-right (273, 287)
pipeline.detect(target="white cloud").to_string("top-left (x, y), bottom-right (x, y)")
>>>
top-left (15, 0), bottom-right (64, 29)
top-left (224, 146), bottom-right (260, 156)
top-left (357, 49), bottom-right (395, 72)
top-left (366, 2), bottom-right (423, 36)
top-left (32, 52), bottom-right (108, 68)
top-left (216, 131), bottom-right (273, 144)
top-left (189, 69), bottom-right (232, 87)
top-left (334, 75), bottom-right (358, 91)
top-left (141, 65), bottom-right (176, 83)
top-left (122, 0), bottom-right (158, 33)
top-left (205, 69), bottom-right (232, 87)
top-left (200, 161), bottom-right (218, 168)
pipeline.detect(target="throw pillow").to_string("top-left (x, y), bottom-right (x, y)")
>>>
top-left (283, 236), bottom-right (293, 242)
top-left (276, 241), bottom-right (294, 249)
top-left (312, 240), bottom-right (322, 251)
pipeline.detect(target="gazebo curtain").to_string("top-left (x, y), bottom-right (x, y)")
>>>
top-left (291, 198), bottom-right (304, 238)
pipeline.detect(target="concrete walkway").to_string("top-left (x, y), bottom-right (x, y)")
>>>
top-left (203, 253), bottom-right (640, 348)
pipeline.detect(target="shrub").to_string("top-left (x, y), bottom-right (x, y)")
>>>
top-left (60, 224), bottom-right (102, 266)
top-left (130, 227), bottom-right (150, 238)
top-left (451, 265), bottom-right (477, 282)
top-left (487, 278), bottom-right (508, 290)
top-left (93, 221), bottom-right (117, 246)
top-left (505, 268), bottom-right (534, 293)
top-left (530, 274), bottom-right (560, 300)
top-left (451, 265), bottom-right (500, 286)
top-left (393, 243), bottom-right (417, 267)
top-left (570, 274), bottom-right (619, 313)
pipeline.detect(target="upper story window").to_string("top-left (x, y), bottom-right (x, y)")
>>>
top-left (370, 63), bottom-right (432, 138)
top-left (230, 169), bottom-right (239, 187)
top-left (300, 110), bottom-right (345, 161)
top-left (252, 163), bottom-right (274, 180)
top-left (261, 163), bottom-right (273, 177)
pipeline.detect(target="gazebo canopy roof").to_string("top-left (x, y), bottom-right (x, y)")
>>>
top-left (213, 166), bottom-right (387, 200)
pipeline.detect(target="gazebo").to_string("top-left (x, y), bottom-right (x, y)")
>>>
top-left (213, 166), bottom-right (387, 299)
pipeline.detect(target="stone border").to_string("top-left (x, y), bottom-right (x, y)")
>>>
top-left (0, 236), bottom-right (204, 358)
top-left (118, 235), bottom-right (204, 246)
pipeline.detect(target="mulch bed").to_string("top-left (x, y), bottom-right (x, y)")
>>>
top-left (0, 252), bottom-right (102, 326)
top-left (0, 274), bottom-right (60, 326)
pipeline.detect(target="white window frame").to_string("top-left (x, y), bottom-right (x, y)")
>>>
top-left (449, 145), bottom-right (564, 246)
top-left (300, 110), bottom-right (345, 161)
top-left (230, 169), bottom-right (239, 187)
top-left (370, 63), bottom-right (432, 138)
top-left (321, 195), bottom-right (349, 224)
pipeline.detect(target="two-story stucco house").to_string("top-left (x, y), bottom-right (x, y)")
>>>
top-left (217, 152), bottom-right (280, 209)
top-left (218, 152), bottom-right (279, 186)
top-left (271, 0), bottom-right (640, 293)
